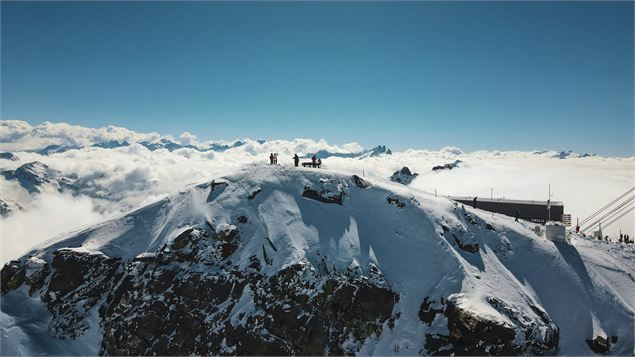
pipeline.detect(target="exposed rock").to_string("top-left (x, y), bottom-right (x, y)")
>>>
top-left (419, 297), bottom-right (444, 325)
top-left (424, 333), bottom-right (452, 355)
top-left (43, 248), bottom-right (122, 338)
top-left (1, 257), bottom-right (50, 295)
top-left (586, 335), bottom-right (611, 354)
top-left (432, 160), bottom-right (462, 171)
top-left (25, 256), bottom-right (50, 295)
top-left (390, 167), bottom-right (418, 185)
top-left (444, 296), bottom-right (559, 355)
top-left (452, 234), bottom-right (479, 253)
top-left (237, 215), bottom-right (248, 224)
top-left (213, 225), bottom-right (239, 242)
top-left (387, 197), bottom-right (406, 208)
top-left (247, 186), bottom-right (261, 200)
top-left (352, 175), bottom-right (369, 188)
top-left (0, 152), bottom-right (19, 161)
top-left (219, 242), bottom-right (238, 259)
top-left (0, 260), bottom-right (26, 293)
top-left (99, 259), bottom-right (399, 355)
top-left (172, 228), bottom-right (195, 250)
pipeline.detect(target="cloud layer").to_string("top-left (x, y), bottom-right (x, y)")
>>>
top-left (1, 120), bottom-right (633, 264)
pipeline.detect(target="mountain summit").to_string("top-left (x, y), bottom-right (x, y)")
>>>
top-left (1, 165), bottom-right (633, 355)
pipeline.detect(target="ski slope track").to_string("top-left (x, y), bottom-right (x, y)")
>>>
top-left (1, 165), bottom-right (633, 355)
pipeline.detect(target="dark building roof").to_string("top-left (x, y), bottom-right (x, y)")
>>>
top-left (450, 196), bottom-right (564, 224)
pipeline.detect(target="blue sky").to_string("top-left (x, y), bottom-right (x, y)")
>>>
top-left (1, 1), bottom-right (633, 155)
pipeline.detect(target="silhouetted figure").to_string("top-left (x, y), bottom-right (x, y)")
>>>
top-left (293, 154), bottom-right (299, 167)
top-left (515, 209), bottom-right (519, 222)
top-left (311, 155), bottom-right (317, 168)
top-left (473, 197), bottom-right (477, 209)
top-left (317, 158), bottom-right (322, 168)
top-left (269, 153), bottom-right (274, 165)
top-left (620, 233), bottom-right (623, 243)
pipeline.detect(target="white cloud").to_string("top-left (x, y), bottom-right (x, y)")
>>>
top-left (179, 132), bottom-right (198, 146)
top-left (1, 120), bottom-right (633, 264)
top-left (0, 193), bottom-right (108, 264)
top-left (0, 120), bottom-right (162, 151)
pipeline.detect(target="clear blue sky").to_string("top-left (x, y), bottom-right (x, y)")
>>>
top-left (1, 1), bottom-right (633, 155)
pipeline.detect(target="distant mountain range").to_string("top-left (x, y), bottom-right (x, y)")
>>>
top-left (302, 145), bottom-right (392, 160)
top-left (26, 139), bottom-right (392, 159)
top-left (32, 138), bottom-right (250, 155)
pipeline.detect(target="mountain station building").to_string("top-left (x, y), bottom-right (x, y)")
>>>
top-left (450, 196), bottom-right (564, 224)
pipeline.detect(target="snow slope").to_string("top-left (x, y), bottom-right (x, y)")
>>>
top-left (1, 164), bottom-right (633, 355)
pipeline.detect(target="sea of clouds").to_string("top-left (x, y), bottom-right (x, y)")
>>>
top-left (1, 120), bottom-right (633, 263)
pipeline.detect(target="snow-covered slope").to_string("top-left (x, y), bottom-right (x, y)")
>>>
top-left (1, 165), bottom-right (633, 355)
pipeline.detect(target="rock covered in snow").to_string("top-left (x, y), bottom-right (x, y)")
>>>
top-left (389, 166), bottom-right (419, 185)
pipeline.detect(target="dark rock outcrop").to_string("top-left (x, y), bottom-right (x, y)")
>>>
top-left (419, 297), bottom-right (444, 325)
top-left (247, 187), bottom-right (261, 200)
top-left (352, 175), bottom-right (369, 188)
top-left (390, 167), bottom-right (418, 185)
top-left (443, 296), bottom-right (559, 355)
top-left (387, 197), bottom-right (406, 208)
top-left (432, 160), bottom-right (462, 171)
top-left (99, 258), bottom-right (399, 355)
top-left (43, 249), bottom-right (122, 338)
top-left (0, 260), bottom-right (26, 293)
top-left (586, 335), bottom-right (611, 354)
top-left (452, 233), bottom-right (480, 253)
top-left (0, 152), bottom-right (19, 161)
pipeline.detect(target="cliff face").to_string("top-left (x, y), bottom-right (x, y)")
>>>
top-left (1, 165), bottom-right (632, 355)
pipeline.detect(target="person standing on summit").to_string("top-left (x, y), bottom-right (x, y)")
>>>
top-left (473, 196), bottom-right (477, 209)
top-left (293, 154), bottom-right (299, 167)
top-left (269, 153), bottom-right (274, 165)
top-left (311, 154), bottom-right (317, 167)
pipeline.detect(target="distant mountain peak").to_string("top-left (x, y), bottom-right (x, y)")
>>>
top-left (0, 152), bottom-right (19, 161)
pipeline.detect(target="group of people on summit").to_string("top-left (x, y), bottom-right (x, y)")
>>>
top-left (269, 153), bottom-right (322, 168)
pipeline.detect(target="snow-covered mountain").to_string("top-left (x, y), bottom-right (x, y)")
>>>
top-left (1, 165), bottom-right (633, 355)
top-left (0, 152), bottom-right (19, 161)
top-left (0, 161), bottom-right (77, 194)
top-left (0, 198), bottom-right (22, 217)
top-left (303, 145), bottom-right (392, 160)
top-left (0, 161), bottom-right (118, 216)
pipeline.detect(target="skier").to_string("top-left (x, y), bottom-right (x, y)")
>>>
top-left (311, 154), bottom-right (317, 168)
top-left (473, 196), bottom-right (477, 209)
top-left (515, 209), bottom-right (519, 222)
top-left (269, 153), bottom-right (274, 165)
top-left (293, 154), bottom-right (299, 167)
